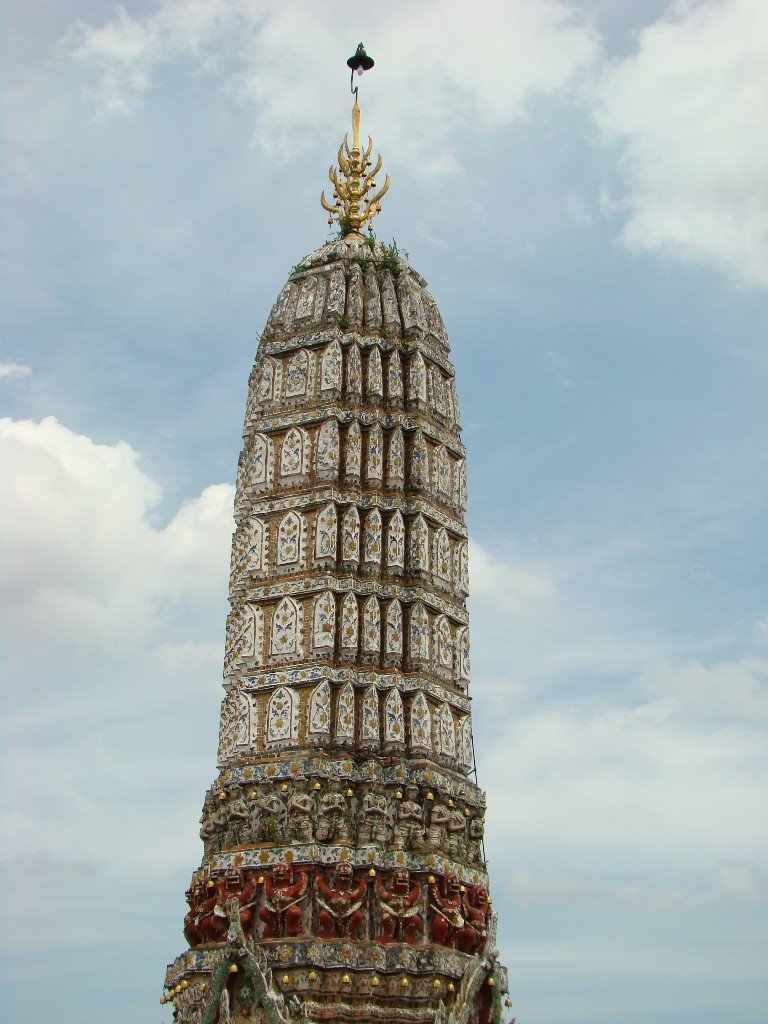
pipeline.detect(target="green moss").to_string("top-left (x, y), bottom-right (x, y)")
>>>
top-left (265, 814), bottom-right (281, 842)
top-left (380, 239), bottom-right (409, 277)
top-left (336, 214), bottom-right (353, 238)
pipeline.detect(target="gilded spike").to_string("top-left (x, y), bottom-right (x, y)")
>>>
top-left (321, 99), bottom-right (390, 235)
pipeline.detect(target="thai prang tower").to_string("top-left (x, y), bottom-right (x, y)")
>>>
top-left (162, 45), bottom-right (510, 1024)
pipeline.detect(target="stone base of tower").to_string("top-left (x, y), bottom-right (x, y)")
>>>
top-left (164, 930), bottom-right (507, 1024)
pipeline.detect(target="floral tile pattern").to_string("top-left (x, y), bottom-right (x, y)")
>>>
top-left (312, 591), bottom-right (336, 651)
top-left (307, 679), bottom-right (332, 739)
top-left (313, 504), bottom-right (337, 561)
top-left (387, 510), bottom-right (405, 569)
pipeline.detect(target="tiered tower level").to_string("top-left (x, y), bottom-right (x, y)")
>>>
top-left (163, 95), bottom-right (508, 1024)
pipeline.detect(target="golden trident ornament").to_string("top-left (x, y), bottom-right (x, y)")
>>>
top-left (321, 44), bottom-right (390, 235)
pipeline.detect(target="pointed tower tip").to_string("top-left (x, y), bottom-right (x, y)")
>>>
top-left (321, 44), bottom-right (390, 236)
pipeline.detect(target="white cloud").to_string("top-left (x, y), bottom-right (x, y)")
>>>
top-left (593, 0), bottom-right (768, 288)
top-left (639, 656), bottom-right (768, 723)
top-left (0, 416), bottom-right (232, 908)
top-left (466, 536), bottom-right (768, 869)
top-left (507, 868), bottom-right (684, 908)
top-left (0, 416), bottom-right (232, 652)
top-left (70, 0), bottom-right (236, 115)
top-left (469, 539), bottom-right (555, 614)
top-left (63, 0), bottom-right (768, 293)
top-left (0, 361), bottom-right (31, 379)
top-left (69, 0), bottom-right (599, 176)
top-left (717, 859), bottom-right (765, 903)
top-left (154, 639), bottom-right (223, 678)
top-left (482, 670), bottom-right (768, 864)
top-left (754, 616), bottom-right (768, 648)
top-left (460, 527), bottom-right (768, 882)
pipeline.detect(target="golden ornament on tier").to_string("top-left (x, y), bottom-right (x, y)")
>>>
top-left (321, 99), bottom-right (390, 235)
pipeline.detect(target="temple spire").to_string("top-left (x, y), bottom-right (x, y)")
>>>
top-left (320, 43), bottom-right (390, 236)
top-left (160, 42), bottom-right (510, 1024)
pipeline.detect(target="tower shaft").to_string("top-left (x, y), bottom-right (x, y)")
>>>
top-left (163, 234), bottom-right (507, 1024)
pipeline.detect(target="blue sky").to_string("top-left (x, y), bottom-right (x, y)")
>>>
top-left (1, 2), bottom-right (767, 1022)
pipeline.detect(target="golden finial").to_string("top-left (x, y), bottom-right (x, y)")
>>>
top-left (321, 44), bottom-right (390, 236)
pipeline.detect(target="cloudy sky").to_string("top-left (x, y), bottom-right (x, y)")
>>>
top-left (1, 1), bottom-right (767, 1022)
